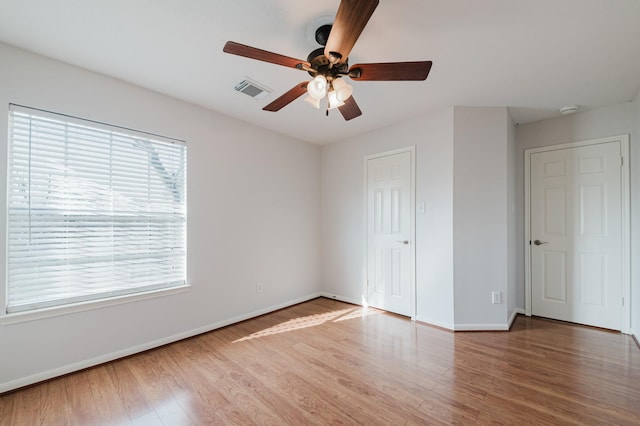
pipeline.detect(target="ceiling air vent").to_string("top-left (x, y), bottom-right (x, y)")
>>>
top-left (234, 78), bottom-right (271, 100)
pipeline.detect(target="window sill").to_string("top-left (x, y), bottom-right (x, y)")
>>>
top-left (1, 284), bottom-right (191, 325)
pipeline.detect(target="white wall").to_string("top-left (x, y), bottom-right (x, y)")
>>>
top-left (320, 109), bottom-right (456, 328)
top-left (0, 43), bottom-right (321, 392)
top-left (515, 103), bottom-right (634, 151)
top-left (452, 107), bottom-right (511, 328)
top-left (633, 91), bottom-right (640, 338)
top-left (515, 101), bottom-right (636, 333)
top-left (322, 100), bottom-right (636, 333)
top-left (507, 111), bottom-right (520, 321)
top-left (321, 106), bottom-right (519, 331)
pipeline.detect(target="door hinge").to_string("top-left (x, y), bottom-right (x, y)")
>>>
top-left (621, 157), bottom-right (624, 166)
top-left (622, 297), bottom-right (624, 307)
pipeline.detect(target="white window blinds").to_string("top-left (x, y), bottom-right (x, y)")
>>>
top-left (6, 105), bottom-right (187, 314)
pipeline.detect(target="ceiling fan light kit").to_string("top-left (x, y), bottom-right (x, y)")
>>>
top-left (328, 90), bottom-right (345, 110)
top-left (308, 75), bottom-right (328, 100)
top-left (223, 0), bottom-right (432, 120)
top-left (304, 94), bottom-right (321, 109)
top-left (332, 77), bottom-right (353, 102)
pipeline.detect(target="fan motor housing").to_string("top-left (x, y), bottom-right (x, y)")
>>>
top-left (306, 47), bottom-right (349, 80)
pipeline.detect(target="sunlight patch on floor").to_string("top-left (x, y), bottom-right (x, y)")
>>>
top-left (333, 306), bottom-right (383, 322)
top-left (233, 306), bottom-right (383, 342)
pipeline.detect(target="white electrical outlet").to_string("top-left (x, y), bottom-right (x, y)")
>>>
top-left (256, 282), bottom-right (263, 293)
top-left (492, 291), bottom-right (501, 304)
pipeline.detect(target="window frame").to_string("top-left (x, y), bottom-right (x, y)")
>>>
top-left (3, 104), bottom-right (189, 324)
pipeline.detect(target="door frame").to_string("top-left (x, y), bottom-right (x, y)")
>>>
top-left (524, 134), bottom-right (630, 333)
top-left (363, 146), bottom-right (416, 320)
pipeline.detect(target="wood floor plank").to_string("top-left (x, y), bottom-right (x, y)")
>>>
top-left (153, 397), bottom-right (195, 426)
top-left (488, 374), bottom-right (640, 426)
top-left (415, 388), bottom-right (481, 425)
top-left (4, 382), bottom-right (41, 425)
top-left (224, 369), bottom-right (318, 425)
top-left (198, 336), bottom-right (318, 424)
top-left (123, 351), bottom-right (195, 426)
top-left (62, 371), bottom-right (102, 426)
top-left (475, 393), bottom-right (582, 426)
top-left (292, 340), bottom-right (426, 409)
top-left (40, 375), bottom-right (73, 425)
top-left (86, 364), bottom-right (132, 425)
top-left (436, 368), bottom-right (493, 399)
top-left (213, 377), bottom-right (284, 426)
top-left (107, 360), bottom-right (155, 421)
top-left (283, 343), bottom-right (431, 424)
top-left (2, 297), bottom-right (640, 425)
top-left (130, 409), bottom-right (163, 426)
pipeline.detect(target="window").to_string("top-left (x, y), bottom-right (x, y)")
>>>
top-left (6, 104), bottom-right (187, 314)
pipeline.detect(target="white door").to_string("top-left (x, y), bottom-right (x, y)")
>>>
top-left (530, 141), bottom-right (623, 330)
top-left (366, 150), bottom-right (413, 317)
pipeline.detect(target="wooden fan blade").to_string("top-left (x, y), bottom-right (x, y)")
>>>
top-left (324, 0), bottom-right (379, 65)
top-left (223, 41), bottom-right (310, 70)
top-left (350, 61), bottom-right (433, 81)
top-left (263, 82), bottom-right (309, 112)
top-left (338, 96), bottom-right (362, 121)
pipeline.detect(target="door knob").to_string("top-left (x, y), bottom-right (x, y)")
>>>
top-left (533, 240), bottom-right (548, 246)
top-left (397, 240), bottom-right (409, 245)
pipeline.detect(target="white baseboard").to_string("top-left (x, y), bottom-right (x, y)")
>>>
top-left (319, 292), bottom-right (363, 307)
top-left (415, 315), bottom-right (454, 331)
top-left (509, 308), bottom-right (526, 329)
top-left (320, 299), bottom-right (527, 333)
top-left (0, 292), bottom-right (323, 394)
top-left (454, 308), bottom-right (525, 332)
top-left (454, 323), bottom-right (510, 331)
top-left (323, 295), bottom-right (459, 331)
top-left (450, 307), bottom-right (527, 332)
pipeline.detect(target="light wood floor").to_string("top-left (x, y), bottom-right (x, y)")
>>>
top-left (1, 297), bottom-right (639, 425)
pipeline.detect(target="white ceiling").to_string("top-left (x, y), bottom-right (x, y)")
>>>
top-left (1, 0), bottom-right (639, 145)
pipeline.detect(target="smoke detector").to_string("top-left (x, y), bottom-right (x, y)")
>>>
top-left (559, 105), bottom-right (579, 115)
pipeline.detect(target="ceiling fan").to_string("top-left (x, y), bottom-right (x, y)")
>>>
top-left (223, 0), bottom-right (432, 121)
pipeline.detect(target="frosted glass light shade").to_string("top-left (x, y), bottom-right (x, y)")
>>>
top-left (304, 95), bottom-right (321, 109)
top-left (328, 90), bottom-right (345, 110)
top-left (308, 75), bottom-right (328, 100)
top-left (332, 78), bottom-right (353, 102)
